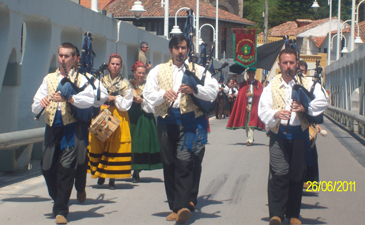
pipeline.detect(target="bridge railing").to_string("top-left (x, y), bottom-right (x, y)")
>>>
top-left (0, 128), bottom-right (44, 171)
top-left (326, 105), bottom-right (365, 137)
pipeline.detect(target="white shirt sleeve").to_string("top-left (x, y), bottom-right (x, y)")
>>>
top-left (70, 76), bottom-right (95, 109)
top-left (308, 82), bottom-right (329, 116)
top-left (258, 82), bottom-right (280, 128)
top-left (92, 79), bottom-right (108, 107)
top-left (141, 98), bottom-right (155, 114)
top-left (32, 76), bottom-right (48, 114)
top-left (194, 66), bottom-right (219, 101)
top-left (223, 85), bottom-right (229, 94)
top-left (144, 65), bottom-right (166, 107)
top-left (114, 81), bottom-right (133, 111)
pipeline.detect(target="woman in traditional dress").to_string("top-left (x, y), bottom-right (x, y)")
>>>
top-left (128, 61), bottom-right (162, 182)
top-left (88, 53), bottom-right (133, 189)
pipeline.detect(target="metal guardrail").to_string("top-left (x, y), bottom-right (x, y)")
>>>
top-left (325, 105), bottom-right (365, 137)
top-left (0, 128), bottom-right (44, 150)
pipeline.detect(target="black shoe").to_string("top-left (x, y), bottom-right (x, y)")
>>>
top-left (109, 178), bottom-right (115, 190)
top-left (97, 177), bottom-right (105, 185)
top-left (132, 170), bottom-right (140, 183)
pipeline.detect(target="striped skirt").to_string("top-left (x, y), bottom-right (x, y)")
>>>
top-left (88, 105), bottom-right (132, 179)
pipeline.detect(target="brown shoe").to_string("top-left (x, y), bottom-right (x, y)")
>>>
top-left (176, 208), bottom-right (191, 224)
top-left (246, 142), bottom-right (252, 146)
top-left (303, 182), bottom-right (310, 189)
top-left (166, 212), bottom-right (177, 221)
top-left (269, 216), bottom-right (282, 225)
top-left (55, 215), bottom-right (67, 224)
top-left (188, 202), bottom-right (195, 211)
top-left (77, 191), bottom-right (86, 203)
top-left (290, 217), bottom-right (302, 224)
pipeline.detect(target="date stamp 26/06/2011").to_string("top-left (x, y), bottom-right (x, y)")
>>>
top-left (305, 181), bottom-right (356, 192)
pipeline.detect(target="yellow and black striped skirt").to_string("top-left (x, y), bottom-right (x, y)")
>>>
top-left (88, 105), bottom-right (132, 179)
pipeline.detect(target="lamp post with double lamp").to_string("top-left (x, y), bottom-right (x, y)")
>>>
top-left (199, 23), bottom-right (217, 58)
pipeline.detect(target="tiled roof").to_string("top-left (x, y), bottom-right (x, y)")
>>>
top-left (104, 0), bottom-right (255, 26)
top-left (309, 35), bottom-right (327, 48)
top-left (259, 18), bottom-right (335, 37)
top-left (79, 0), bottom-right (115, 10)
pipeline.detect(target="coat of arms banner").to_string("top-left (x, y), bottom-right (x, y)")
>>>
top-left (233, 28), bottom-right (257, 68)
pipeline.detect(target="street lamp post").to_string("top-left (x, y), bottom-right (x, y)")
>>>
top-left (331, 33), bottom-right (349, 54)
top-left (312, 0), bottom-right (332, 65)
top-left (312, 0), bottom-right (341, 61)
top-left (336, 0), bottom-right (341, 60)
top-left (199, 23), bottom-right (217, 58)
top-left (170, 7), bottom-right (196, 35)
top-left (162, 0), bottom-right (169, 39)
top-left (215, 0), bottom-right (218, 59)
top-left (130, 0), bottom-right (146, 20)
top-left (196, 0), bottom-right (200, 54)
top-left (355, 0), bottom-right (365, 45)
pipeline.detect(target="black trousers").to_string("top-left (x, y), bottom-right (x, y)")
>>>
top-left (268, 134), bottom-right (307, 221)
top-left (157, 123), bottom-right (196, 213)
top-left (74, 156), bottom-right (88, 193)
top-left (303, 144), bottom-right (319, 182)
top-left (190, 141), bottom-right (205, 206)
top-left (41, 124), bottom-right (82, 217)
top-left (215, 95), bottom-right (224, 118)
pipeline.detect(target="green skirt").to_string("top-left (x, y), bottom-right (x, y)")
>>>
top-left (128, 104), bottom-right (163, 170)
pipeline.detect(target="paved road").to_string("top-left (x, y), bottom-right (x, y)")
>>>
top-left (0, 117), bottom-right (365, 225)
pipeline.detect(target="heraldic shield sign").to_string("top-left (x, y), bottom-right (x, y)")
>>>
top-left (233, 28), bottom-right (257, 68)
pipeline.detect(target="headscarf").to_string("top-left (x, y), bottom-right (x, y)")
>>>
top-left (131, 61), bottom-right (146, 72)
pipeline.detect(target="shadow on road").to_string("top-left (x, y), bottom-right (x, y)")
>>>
top-left (302, 191), bottom-right (319, 197)
top-left (69, 193), bottom-right (117, 206)
top-left (89, 183), bottom-right (137, 190)
top-left (300, 202), bottom-right (327, 210)
top-left (261, 216), bottom-right (327, 224)
top-left (231, 142), bottom-right (268, 147)
top-left (1, 195), bottom-right (51, 202)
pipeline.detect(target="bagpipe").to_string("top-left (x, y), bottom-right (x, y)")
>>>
top-left (284, 70), bottom-right (324, 134)
top-left (34, 32), bottom-right (108, 123)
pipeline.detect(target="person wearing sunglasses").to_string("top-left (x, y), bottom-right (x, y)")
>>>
top-left (138, 42), bottom-right (152, 71)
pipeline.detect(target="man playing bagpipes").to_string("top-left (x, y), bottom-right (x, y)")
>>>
top-left (258, 48), bottom-right (328, 225)
top-left (144, 34), bottom-right (218, 224)
top-left (32, 43), bottom-right (95, 224)
top-left (226, 67), bottom-right (265, 146)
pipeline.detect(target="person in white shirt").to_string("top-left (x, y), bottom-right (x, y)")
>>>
top-left (258, 49), bottom-right (328, 225)
top-left (144, 34), bottom-right (218, 224)
top-left (32, 43), bottom-right (95, 224)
